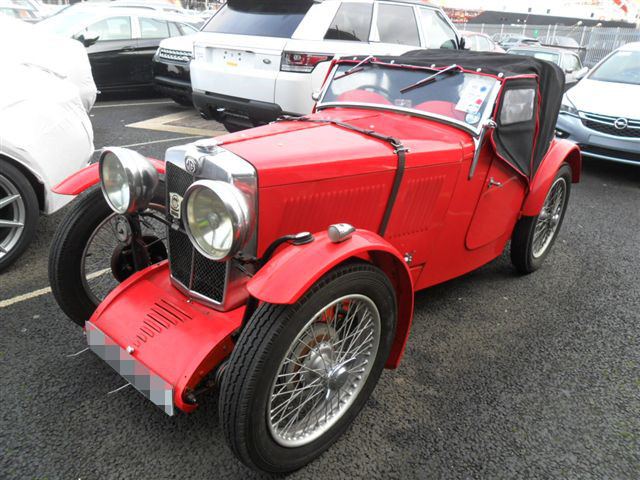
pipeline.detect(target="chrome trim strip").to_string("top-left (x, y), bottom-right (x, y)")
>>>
top-left (86, 321), bottom-right (175, 416)
top-left (581, 151), bottom-right (640, 165)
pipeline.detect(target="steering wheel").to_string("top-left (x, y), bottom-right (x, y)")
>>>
top-left (358, 85), bottom-right (391, 98)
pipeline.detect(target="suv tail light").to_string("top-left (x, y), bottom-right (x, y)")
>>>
top-left (281, 51), bottom-right (332, 73)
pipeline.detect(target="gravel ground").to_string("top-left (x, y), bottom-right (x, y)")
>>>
top-left (1, 97), bottom-right (638, 479)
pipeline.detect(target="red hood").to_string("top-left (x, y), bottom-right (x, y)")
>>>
top-left (220, 109), bottom-right (473, 188)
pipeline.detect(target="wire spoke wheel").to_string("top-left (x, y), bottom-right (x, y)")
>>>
top-left (532, 177), bottom-right (567, 259)
top-left (267, 294), bottom-right (381, 448)
top-left (80, 205), bottom-right (166, 303)
top-left (0, 173), bottom-right (26, 260)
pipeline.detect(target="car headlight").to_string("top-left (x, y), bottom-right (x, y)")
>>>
top-left (560, 96), bottom-right (579, 115)
top-left (99, 147), bottom-right (159, 214)
top-left (183, 180), bottom-right (250, 261)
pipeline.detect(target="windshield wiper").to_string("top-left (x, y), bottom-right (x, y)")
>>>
top-left (400, 64), bottom-right (462, 93)
top-left (334, 55), bottom-right (375, 80)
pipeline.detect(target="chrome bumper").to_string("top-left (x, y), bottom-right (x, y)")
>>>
top-left (86, 321), bottom-right (175, 416)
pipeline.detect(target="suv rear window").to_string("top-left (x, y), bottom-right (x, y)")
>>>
top-left (324, 2), bottom-right (373, 42)
top-left (202, 0), bottom-right (313, 38)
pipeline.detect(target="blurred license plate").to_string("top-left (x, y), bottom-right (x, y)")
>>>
top-left (221, 49), bottom-right (253, 68)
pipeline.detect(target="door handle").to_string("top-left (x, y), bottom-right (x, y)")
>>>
top-left (487, 177), bottom-right (503, 188)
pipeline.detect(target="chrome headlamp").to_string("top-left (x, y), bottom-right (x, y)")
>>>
top-left (99, 147), bottom-right (159, 214)
top-left (559, 95), bottom-right (579, 116)
top-left (182, 179), bottom-right (251, 261)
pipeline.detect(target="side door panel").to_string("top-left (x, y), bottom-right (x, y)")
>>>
top-left (87, 39), bottom-right (135, 90)
top-left (466, 158), bottom-right (526, 249)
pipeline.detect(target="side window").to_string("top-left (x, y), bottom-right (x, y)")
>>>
top-left (466, 35), bottom-right (478, 51)
top-left (139, 17), bottom-right (170, 39)
top-left (324, 2), bottom-right (373, 42)
top-left (85, 16), bottom-right (132, 41)
top-left (563, 55), bottom-right (581, 72)
top-left (375, 3), bottom-right (419, 46)
top-left (418, 8), bottom-right (457, 49)
top-left (500, 89), bottom-right (536, 125)
top-left (168, 21), bottom-right (181, 37)
top-left (478, 36), bottom-right (492, 51)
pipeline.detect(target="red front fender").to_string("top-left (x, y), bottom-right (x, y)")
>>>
top-left (521, 139), bottom-right (581, 217)
top-left (52, 158), bottom-right (166, 195)
top-left (247, 230), bottom-right (415, 369)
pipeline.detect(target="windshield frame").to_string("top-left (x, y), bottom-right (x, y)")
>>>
top-left (316, 59), bottom-right (503, 137)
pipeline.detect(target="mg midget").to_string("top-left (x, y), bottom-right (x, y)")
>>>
top-left (49, 50), bottom-right (581, 473)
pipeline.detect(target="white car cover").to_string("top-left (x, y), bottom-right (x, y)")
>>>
top-left (0, 64), bottom-right (95, 214)
top-left (0, 16), bottom-right (97, 112)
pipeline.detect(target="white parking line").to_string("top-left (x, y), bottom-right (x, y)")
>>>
top-left (93, 100), bottom-right (174, 109)
top-left (0, 269), bottom-right (111, 309)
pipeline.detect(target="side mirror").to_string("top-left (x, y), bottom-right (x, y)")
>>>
top-left (575, 67), bottom-right (588, 79)
top-left (74, 33), bottom-right (100, 47)
top-left (311, 90), bottom-right (321, 102)
top-left (458, 36), bottom-right (467, 50)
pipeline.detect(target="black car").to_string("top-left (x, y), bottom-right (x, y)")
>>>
top-left (36, 6), bottom-right (200, 92)
top-left (152, 33), bottom-right (195, 106)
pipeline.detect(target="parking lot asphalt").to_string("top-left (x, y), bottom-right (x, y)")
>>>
top-left (1, 97), bottom-right (639, 479)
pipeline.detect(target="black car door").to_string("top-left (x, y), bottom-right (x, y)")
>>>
top-left (83, 16), bottom-right (136, 91)
top-left (133, 16), bottom-right (173, 86)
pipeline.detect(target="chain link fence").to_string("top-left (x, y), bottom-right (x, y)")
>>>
top-left (456, 23), bottom-right (640, 66)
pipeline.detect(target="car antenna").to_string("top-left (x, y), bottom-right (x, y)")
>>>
top-left (334, 55), bottom-right (376, 80)
top-left (400, 64), bottom-right (462, 93)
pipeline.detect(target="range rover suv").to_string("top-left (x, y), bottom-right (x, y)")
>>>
top-left (190, 0), bottom-right (461, 131)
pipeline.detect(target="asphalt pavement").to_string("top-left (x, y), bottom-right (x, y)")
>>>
top-left (1, 96), bottom-right (639, 479)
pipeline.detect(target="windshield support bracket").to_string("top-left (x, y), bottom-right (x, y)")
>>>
top-left (469, 118), bottom-right (497, 180)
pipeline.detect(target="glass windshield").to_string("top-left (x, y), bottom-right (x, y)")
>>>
top-left (590, 50), bottom-right (640, 85)
top-left (35, 9), bottom-right (98, 36)
top-left (203, 0), bottom-right (312, 38)
top-left (320, 63), bottom-right (499, 128)
top-left (510, 49), bottom-right (560, 65)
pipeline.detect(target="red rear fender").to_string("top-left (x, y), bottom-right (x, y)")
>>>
top-left (521, 139), bottom-right (581, 217)
top-left (53, 158), bottom-right (165, 195)
top-left (247, 230), bottom-right (415, 369)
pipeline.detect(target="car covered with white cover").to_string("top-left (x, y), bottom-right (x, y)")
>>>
top-left (0, 18), bottom-right (95, 271)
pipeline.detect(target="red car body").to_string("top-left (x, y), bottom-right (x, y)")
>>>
top-left (53, 52), bottom-right (580, 430)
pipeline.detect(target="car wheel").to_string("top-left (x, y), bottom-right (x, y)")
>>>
top-left (48, 183), bottom-right (166, 326)
top-left (219, 262), bottom-right (396, 473)
top-left (511, 164), bottom-right (572, 274)
top-left (171, 95), bottom-right (193, 107)
top-left (0, 159), bottom-right (39, 272)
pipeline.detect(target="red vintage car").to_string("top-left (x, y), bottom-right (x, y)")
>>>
top-left (49, 50), bottom-right (580, 473)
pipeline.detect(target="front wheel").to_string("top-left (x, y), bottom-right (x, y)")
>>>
top-left (219, 262), bottom-right (397, 474)
top-left (48, 183), bottom-right (166, 326)
top-left (0, 159), bottom-right (39, 272)
top-left (511, 164), bottom-right (572, 274)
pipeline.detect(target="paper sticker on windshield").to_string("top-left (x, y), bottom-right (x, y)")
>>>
top-left (455, 80), bottom-right (492, 114)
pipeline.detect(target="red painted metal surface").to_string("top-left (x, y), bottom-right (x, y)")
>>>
top-left (52, 158), bottom-right (165, 195)
top-left (521, 139), bottom-right (581, 217)
top-left (89, 261), bottom-right (243, 413)
top-left (246, 230), bottom-right (413, 368)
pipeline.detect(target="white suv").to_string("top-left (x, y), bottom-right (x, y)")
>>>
top-left (191, 0), bottom-right (460, 131)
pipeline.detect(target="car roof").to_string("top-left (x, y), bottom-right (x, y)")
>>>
top-left (509, 46), bottom-right (566, 54)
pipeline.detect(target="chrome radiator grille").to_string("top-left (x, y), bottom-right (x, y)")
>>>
top-left (158, 48), bottom-right (191, 63)
top-left (582, 112), bottom-right (640, 138)
top-left (165, 161), bottom-right (227, 303)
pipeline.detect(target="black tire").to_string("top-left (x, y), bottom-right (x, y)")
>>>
top-left (48, 182), bottom-right (165, 326)
top-left (0, 159), bottom-right (39, 272)
top-left (511, 164), bottom-right (572, 274)
top-left (219, 262), bottom-right (397, 474)
top-left (171, 95), bottom-right (193, 108)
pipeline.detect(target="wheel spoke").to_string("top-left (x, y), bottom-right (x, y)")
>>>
top-left (0, 194), bottom-right (20, 210)
top-left (0, 219), bottom-right (23, 228)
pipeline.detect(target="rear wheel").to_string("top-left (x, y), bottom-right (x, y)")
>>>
top-left (48, 183), bottom-right (166, 326)
top-left (511, 164), bottom-right (571, 273)
top-left (0, 159), bottom-right (39, 272)
top-left (219, 262), bottom-right (396, 473)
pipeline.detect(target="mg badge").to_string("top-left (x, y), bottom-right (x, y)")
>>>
top-left (614, 117), bottom-right (628, 130)
top-left (185, 156), bottom-right (201, 175)
top-left (169, 192), bottom-right (183, 219)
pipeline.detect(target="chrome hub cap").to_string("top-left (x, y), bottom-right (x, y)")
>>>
top-left (0, 173), bottom-right (26, 261)
top-left (532, 177), bottom-right (567, 259)
top-left (268, 294), bottom-right (381, 448)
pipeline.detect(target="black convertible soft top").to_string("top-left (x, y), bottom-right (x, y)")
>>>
top-left (351, 50), bottom-right (566, 180)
